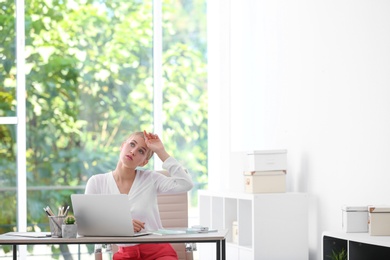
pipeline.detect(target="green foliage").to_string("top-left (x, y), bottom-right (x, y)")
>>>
top-left (1, 0), bottom-right (207, 257)
top-left (64, 215), bottom-right (76, 225)
top-left (327, 248), bottom-right (347, 260)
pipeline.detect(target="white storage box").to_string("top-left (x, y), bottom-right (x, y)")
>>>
top-left (342, 206), bottom-right (368, 233)
top-left (245, 150), bottom-right (287, 172)
top-left (232, 221), bottom-right (238, 244)
top-left (243, 170), bottom-right (286, 193)
top-left (368, 206), bottom-right (390, 236)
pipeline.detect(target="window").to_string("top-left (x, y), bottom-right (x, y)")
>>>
top-left (161, 0), bottom-right (208, 207)
top-left (0, 0), bottom-right (207, 258)
top-left (0, 0), bottom-right (17, 255)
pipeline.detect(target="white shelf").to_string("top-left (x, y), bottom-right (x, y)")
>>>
top-left (323, 231), bottom-right (390, 248)
top-left (198, 190), bottom-right (309, 260)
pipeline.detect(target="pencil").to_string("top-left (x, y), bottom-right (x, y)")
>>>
top-left (43, 208), bottom-right (51, 216)
top-left (45, 206), bottom-right (55, 216)
top-left (63, 206), bottom-right (70, 216)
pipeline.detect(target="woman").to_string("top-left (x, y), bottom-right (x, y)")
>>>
top-left (85, 130), bottom-right (193, 260)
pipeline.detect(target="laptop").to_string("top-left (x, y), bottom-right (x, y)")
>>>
top-left (71, 194), bottom-right (151, 237)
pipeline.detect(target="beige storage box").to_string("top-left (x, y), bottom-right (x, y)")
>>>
top-left (232, 221), bottom-right (238, 244)
top-left (243, 170), bottom-right (286, 193)
top-left (368, 206), bottom-right (390, 236)
top-left (342, 206), bottom-right (368, 233)
top-left (245, 150), bottom-right (287, 172)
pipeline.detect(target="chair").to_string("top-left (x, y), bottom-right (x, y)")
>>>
top-left (95, 170), bottom-right (193, 260)
top-left (156, 171), bottom-right (193, 260)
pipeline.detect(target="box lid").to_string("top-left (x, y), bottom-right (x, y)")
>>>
top-left (368, 206), bottom-right (390, 213)
top-left (342, 205), bottom-right (368, 212)
top-left (246, 149), bottom-right (287, 155)
top-left (243, 170), bottom-right (286, 176)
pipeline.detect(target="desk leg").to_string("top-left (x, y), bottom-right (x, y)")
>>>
top-left (216, 239), bottom-right (226, 260)
top-left (216, 241), bottom-right (220, 260)
top-left (222, 239), bottom-right (225, 260)
top-left (13, 245), bottom-right (17, 260)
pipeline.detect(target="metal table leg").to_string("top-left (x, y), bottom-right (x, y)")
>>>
top-left (13, 245), bottom-right (17, 260)
top-left (216, 240), bottom-right (220, 259)
top-left (222, 239), bottom-right (225, 260)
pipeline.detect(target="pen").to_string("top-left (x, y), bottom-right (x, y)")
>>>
top-left (43, 208), bottom-right (51, 216)
top-left (63, 206), bottom-right (70, 216)
top-left (45, 206), bottom-right (55, 216)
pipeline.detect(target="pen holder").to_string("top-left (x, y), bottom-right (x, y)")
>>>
top-left (49, 216), bottom-right (65, 238)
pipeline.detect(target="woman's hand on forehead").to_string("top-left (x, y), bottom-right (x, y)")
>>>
top-left (143, 130), bottom-right (158, 140)
top-left (143, 130), bottom-right (170, 161)
top-left (144, 130), bottom-right (163, 151)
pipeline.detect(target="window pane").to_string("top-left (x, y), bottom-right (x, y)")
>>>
top-left (0, 0), bottom-right (16, 116)
top-left (25, 0), bottom-right (153, 257)
top-left (0, 124), bottom-right (17, 257)
top-left (162, 0), bottom-right (208, 208)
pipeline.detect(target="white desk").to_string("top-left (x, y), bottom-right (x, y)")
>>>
top-left (0, 230), bottom-right (228, 260)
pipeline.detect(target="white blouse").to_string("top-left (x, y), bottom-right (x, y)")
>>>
top-left (84, 157), bottom-right (193, 232)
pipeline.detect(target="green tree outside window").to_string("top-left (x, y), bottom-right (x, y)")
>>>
top-left (0, 0), bottom-right (207, 257)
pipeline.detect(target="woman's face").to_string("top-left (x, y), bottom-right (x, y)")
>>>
top-left (120, 134), bottom-right (149, 168)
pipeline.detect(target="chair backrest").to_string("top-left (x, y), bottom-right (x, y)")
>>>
top-left (156, 170), bottom-right (193, 260)
top-left (95, 170), bottom-right (192, 260)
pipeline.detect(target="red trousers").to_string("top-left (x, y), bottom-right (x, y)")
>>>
top-left (113, 243), bottom-right (178, 260)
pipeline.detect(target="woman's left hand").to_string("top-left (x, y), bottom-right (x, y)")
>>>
top-left (143, 130), bottom-right (170, 162)
top-left (143, 130), bottom-right (164, 152)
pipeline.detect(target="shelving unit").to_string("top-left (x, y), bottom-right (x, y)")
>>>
top-left (198, 190), bottom-right (309, 260)
top-left (323, 231), bottom-right (390, 260)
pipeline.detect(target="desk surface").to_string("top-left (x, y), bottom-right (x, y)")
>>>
top-left (0, 229), bottom-right (228, 245)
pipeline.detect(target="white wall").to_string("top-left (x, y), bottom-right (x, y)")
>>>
top-left (208, 0), bottom-right (390, 259)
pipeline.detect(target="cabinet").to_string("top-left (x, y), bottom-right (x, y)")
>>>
top-left (198, 190), bottom-right (308, 260)
top-left (323, 231), bottom-right (390, 260)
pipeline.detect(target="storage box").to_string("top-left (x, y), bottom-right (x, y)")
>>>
top-left (245, 150), bottom-right (287, 172)
top-left (243, 170), bottom-right (286, 193)
top-left (368, 206), bottom-right (390, 236)
top-left (232, 221), bottom-right (238, 244)
top-left (342, 206), bottom-right (368, 233)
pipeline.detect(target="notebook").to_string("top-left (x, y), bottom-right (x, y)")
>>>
top-left (4, 232), bottom-right (51, 238)
top-left (71, 194), bottom-right (151, 237)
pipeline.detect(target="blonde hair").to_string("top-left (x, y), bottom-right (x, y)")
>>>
top-left (125, 131), bottom-right (154, 160)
